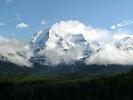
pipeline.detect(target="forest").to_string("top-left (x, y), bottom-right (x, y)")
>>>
top-left (0, 69), bottom-right (133, 100)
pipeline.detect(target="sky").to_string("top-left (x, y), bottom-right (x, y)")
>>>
top-left (0, 0), bottom-right (133, 40)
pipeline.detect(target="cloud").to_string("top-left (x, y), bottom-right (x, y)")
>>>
top-left (85, 43), bottom-right (133, 65)
top-left (110, 20), bottom-right (133, 30)
top-left (113, 33), bottom-right (133, 40)
top-left (0, 36), bottom-right (32, 67)
top-left (16, 22), bottom-right (29, 29)
top-left (39, 20), bottom-right (109, 65)
top-left (0, 22), bottom-right (6, 26)
top-left (37, 20), bottom-right (133, 66)
top-left (50, 20), bottom-right (109, 42)
top-left (42, 45), bottom-right (86, 66)
top-left (41, 20), bottom-right (46, 25)
top-left (110, 25), bottom-right (116, 30)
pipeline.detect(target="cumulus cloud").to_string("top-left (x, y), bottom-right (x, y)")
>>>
top-left (41, 20), bottom-right (46, 25)
top-left (50, 20), bottom-right (108, 41)
top-left (0, 36), bottom-right (32, 67)
top-left (16, 22), bottom-right (29, 29)
top-left (110, 20), bottom-right (133, 30)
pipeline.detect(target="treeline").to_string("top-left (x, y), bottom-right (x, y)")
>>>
top-left (0, 71), bottom-right (133, 100)
top-left (0, 60), bottom-right (131, 75)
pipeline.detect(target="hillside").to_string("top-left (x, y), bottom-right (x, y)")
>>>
top-left (0, 61), bottom-right (132, 75)
top-left (0, 70), bottom-right (133, 100)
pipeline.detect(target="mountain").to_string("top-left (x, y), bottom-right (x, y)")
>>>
top-left (30, 28), bottom-right (100, 64)
top-left (29, 28), bottom-right (133, 72)
top-left (115, 36), bottom-right (133, 51)
top-left (31, 29), bottom-right (49, 51)
top-left (1, 28), bottom-right (133, 75)
top-left (0, 61), bottom-right (32, 74)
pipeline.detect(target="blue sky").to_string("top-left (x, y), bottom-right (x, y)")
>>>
top-left (0, 0), bottom-right (133, 40)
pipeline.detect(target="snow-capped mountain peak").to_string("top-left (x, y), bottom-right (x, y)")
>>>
top-left (31, 30), bottom-right (43, 44)
top-left (30, 27), bottom-right (100, 64)
top-left (115, 36), bottom-right (133, 51)
top-left (31, 29), bottom-right (49, 51)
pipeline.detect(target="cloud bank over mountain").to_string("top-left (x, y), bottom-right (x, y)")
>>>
top-left (86, 43), bottom-right (133, 65)
top-left (0, 36), bottom-right (32, 66)
top-left (41, 20), bottom-right (133, 66)
top-left (1, 20), bottom-right (133, 66)
top-left (40, 20), bottom-right (108, 65)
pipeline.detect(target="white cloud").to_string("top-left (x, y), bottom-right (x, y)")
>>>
top-left (0, 22), bottom-right (6, 26)
top-left (110, 25), bottom-right (116, 30)
top-left (38, 20), bottom-right (133, 66)
top-left (0, 36), bottom-right (32, 67)
top-left (110, 20), bottom-right (133, 30)
top-left (40, 20), bottom-right (109, 65)
top-left (16, 22), bottom-right (29, 29)
top-left (41, 20), bottom-right (46, 25)
top-left (42, 45), bottom-right (86, 66)
top-left (49, 20), bottom-right (109, 42)
top-left (113, 33), bottom-right (133, 40)
top-left (85, 43), bottom-right (133, 65)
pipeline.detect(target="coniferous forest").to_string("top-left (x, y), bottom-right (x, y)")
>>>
top-left (0, 69), bottom-right (133, 100)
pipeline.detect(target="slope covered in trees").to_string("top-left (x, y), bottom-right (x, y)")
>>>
top-left (0, 70), bottom-right (133, 100)
top-left (0, 61), bottom-right (132, 75)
